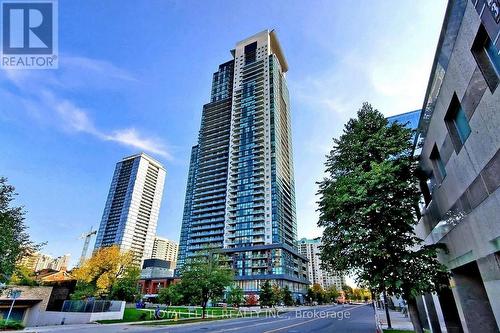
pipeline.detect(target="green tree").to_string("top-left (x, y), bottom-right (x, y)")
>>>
top-left (342, 284), bottom-right (353, 300)
top-left (179, 251), bottom-right (233, 319)
top-left (271, 284), bottom-right (282, 306)
top-left (282, 286), bottom-right (294, 306)
top-left (226, 285), bottom-right (244, 307)
top-left (158, 283), bottom-right (183, 305)
top-left (9, 265), bottom-right (38, 286)
top-left (325, 285), bottom-right (339, 303)
top-left (311, 283), bottom-right (325, 304)
top-left (259, 281), bottom-right (273, 307)
top-left (305, 288), bottom-right (315, 304)
top-left (0, 177), bottom-right (43, 283)
top-left (110, 266), bottom-right (140, 302)
top-left (317, 103), bottom-right (449, 332)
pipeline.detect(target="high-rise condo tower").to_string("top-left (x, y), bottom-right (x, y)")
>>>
top-left (178, 30), bottom-right (308, 299)
top-left (94, 153), bottom-right (166, 265)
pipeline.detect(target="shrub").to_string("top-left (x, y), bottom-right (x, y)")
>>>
top-left (0, 319), bottom-right (25, 330)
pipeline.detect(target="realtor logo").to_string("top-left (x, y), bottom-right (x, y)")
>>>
top-left (1, 0), bottom-right (58, 69)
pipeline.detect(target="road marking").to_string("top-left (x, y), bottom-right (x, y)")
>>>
top-left (262, 304), bottom-right (368, 333)
top-left (207, 318), bottom-right (291, 333)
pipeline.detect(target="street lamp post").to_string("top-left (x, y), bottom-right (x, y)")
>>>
top-left (5, 289), bottom-right (22, 324)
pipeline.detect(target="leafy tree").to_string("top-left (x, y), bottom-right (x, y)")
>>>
top-left (311, 284), bottom-right (325, 304)
top-left (72, 245), bottom-right (134, 298)
top-left (226, 285), bottom-right (244, 307)
top-left (259, 281), bottom-right (273, 307)
top-left (0, 177), bottom-right (44, 283)
top-left (317, 103), bottom-right (449, 332)
top-left (305, 288), bottom-right (314, 305)
top-left (110, 266), bottom-right (140, 302)
top-left (342, 284), bottom-right (354, 300)
top-left (70, 282), bottom-right (96, 300)
top-left (282, 286), bottom-right (294, 306)
top-left (325, 285), bottom-right (339, 302)
top-left (158, 283), bottom-right (183, 305)
top-left (178, 251), bottom-right (233, 319)
top-left (271, 284), bottom-right (282, 306)
top-left (9, 265), bottom-right (38, 286)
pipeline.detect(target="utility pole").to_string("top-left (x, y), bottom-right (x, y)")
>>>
top-left (78, 227), bottom-right (97, 267)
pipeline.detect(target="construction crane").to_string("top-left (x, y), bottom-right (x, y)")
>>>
top-left (78, 227), bottom-right (97, 267)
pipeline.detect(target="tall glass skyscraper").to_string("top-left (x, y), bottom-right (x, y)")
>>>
top-left (178, 30), bottom-right (309, 299)
top-left (94, 153), bottom-right (166, 266)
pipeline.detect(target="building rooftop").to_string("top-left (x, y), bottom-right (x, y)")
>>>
top-left (122, 152), bottom-right (166, 171)
top-left (234, 29), bottom-right (289, 73)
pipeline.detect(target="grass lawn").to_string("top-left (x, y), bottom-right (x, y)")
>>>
top-left (98, 306), bottom-right (266, 324)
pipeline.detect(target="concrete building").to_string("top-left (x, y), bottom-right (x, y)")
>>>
top-left (138, 259), bottom-right (176, 298)
top-left (414, 0), bottom-right (500, 332)
top-left (178, 30), bottom-right (309, 299)
top-left (151, 237), bottom-right (178, 269)
top-left (94, 153), bottom-right (166, 265)
top-left (0, 285), bottom-right (125, 327)
top-left (298, 238), bottom-right (345, 290)
top-left (19, 253), bottom-right (70, 272)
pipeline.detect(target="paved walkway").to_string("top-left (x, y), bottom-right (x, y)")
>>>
top-left (375, 307), bottom-right (414, 331)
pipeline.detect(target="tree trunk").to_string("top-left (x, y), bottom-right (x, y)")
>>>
top-left (383, 289), bottom-right (392, 329)
top-left (407, 297), bottom-right (424, 333)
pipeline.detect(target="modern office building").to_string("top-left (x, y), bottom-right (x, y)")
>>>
top-left (298, 238), bottom-right (345, 290)
top-left (414, 0), bottom-right (500, 332)
top-left (151, 236), bottom-right (179, 269)
top-left (178, 30), bottom-right (309, 299)
top-left (94, 153), bottom-right (166, 266)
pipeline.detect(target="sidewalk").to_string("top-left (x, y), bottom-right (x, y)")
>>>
top-left (375, 307), bottom-right (414, 331)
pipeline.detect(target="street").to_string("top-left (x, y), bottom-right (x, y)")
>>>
top-left (26, 304), bottom-right (375, 333)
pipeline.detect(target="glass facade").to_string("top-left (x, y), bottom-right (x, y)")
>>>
top-left (485, 37), bottom-right (500, 76)
top-left (177, 31), bottom-right (309, 299)
top-left (94, 154), bottom-right (166, 266)
top-left (453, 105), bottom-right (471, 144)
top-left (387, 109), bottom-right (421, 131)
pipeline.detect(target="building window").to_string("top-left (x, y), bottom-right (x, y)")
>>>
top-left (445, 93), bottom-right (471, 152)
top-left (244, 42), bottom-right (257, 65)
top-left (430, 145), bottom-right (446, 184)
top-left (472, 24), bottom-right (500, 92)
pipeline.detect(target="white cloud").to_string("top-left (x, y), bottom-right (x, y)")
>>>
top-left (0, 56), bottom-right (173, 160)
top-left (105, 128), bottom-right (173, 160)
top-left (290, 1), bottom-right (448, 240)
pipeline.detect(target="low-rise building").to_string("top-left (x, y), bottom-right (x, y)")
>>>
top-left (138, 259), bottom-right (176, 299)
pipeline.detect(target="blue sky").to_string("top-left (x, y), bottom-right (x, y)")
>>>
top-left (0, 0), bottom-right (447, 267)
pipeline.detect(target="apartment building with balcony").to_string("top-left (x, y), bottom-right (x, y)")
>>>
top-left (94, 153), bottom-right (166, 266)
top-left (178, 30), bottom-right (309, 299)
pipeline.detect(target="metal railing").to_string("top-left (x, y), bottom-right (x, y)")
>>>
top-left (61, 300), bottom-right (122, 313)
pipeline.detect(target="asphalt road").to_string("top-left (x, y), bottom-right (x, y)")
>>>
top-left (27, 304), bottom-right (376, 333)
